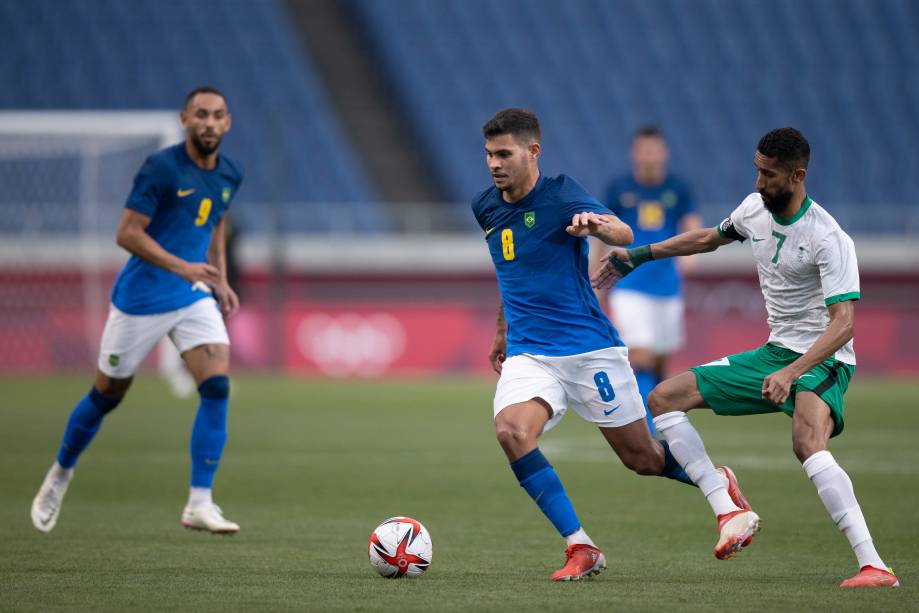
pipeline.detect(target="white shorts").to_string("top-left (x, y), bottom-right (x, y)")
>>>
top-left (609, 289), bottom-right (685, 354)
top-left (493, 346), bottom-right (645, 433)
top-left (97, 298), bottom-right (229, 378)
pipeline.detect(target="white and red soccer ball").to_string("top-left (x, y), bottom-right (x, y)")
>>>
top-left (367, 516), bottom-right (433, 578)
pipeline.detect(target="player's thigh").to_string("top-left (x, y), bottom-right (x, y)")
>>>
top-left (171, 298), bottom-right (231, 384)
top-left (794, 360), bottom-right (853, 438)
top-left (688, 344), bottom-right (792, 418)
top-left (494, 354), bottom-right (567, 434)
top-left (97, 304), bottom-right (177, 379)
top-left (558, 346), bottom-right (646, 429)
top-left (610, 290), bottom-right (655, 350)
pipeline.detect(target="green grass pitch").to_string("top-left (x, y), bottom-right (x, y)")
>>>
top-left (1, 375), bottom-right (916, 612)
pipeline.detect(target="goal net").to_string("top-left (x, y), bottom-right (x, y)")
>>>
top-left (0, 111), bottom-right (182, 373)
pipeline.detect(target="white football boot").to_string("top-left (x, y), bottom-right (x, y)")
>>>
top-left (31, 463), bottom-right (74, 533)
top-left (181, 503), bottom-right (240, 534)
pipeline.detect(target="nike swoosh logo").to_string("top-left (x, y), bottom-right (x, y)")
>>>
top-left (603, 404), bottom-right (622, 416)
top-left (835, 511), bottom-right (848, 526)
top-left (752, 237), bottom-right (765, 242)
top-left (534, 490), bottom-right (544, 503)
top-left (799, 374), bottom-right (816, 380)
top-left (484, 226), bottom-right (497, 237)
top-left (177, 188), bottom-right (196, 197)
top-left (40, 514), bottom-right (53, 526)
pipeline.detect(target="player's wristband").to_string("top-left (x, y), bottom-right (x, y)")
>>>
top-left (610, 245), bottom-right (652, 276)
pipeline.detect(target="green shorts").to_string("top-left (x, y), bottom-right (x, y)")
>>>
top-left (691, 343), bottom-right (854, 437)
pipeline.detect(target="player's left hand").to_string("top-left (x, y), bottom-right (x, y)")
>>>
top-left (212, 283), bottom-right (240, 318)
top-left (762, 367), bottom-right (796, 404)
top-left (566, 212), bottom-right (608, 238)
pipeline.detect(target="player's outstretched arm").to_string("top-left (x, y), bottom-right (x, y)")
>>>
top-left (591, 227), bottom-right (732, 290)
top-left (489, 301), bottom-right (508, 374)
top-left (566, 212), bottom-right (633, 246)
top-left (207, 217), bottom-right (240, 317)
top-left (116, 209), bottom-right (221, 286)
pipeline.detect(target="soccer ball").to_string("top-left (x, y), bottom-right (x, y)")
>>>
top-left (367, 516), bottom-right (433, 578)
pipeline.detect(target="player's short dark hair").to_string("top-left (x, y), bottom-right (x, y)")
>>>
top-left (185, 86), bottom-right (227, 108)
top-left (482, 108), bottom-right (541, 143)
top-left (634, 125), bottom-right (664, 141)
top-left (757, 127), bottom-right (810, 171)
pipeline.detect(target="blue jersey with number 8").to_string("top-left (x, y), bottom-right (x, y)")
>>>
top-left (472, 174), bottom-right (624, 357)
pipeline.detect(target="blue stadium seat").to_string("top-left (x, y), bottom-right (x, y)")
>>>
top-left (349, 0), bottom-right (919, 231)
top-left (0, 0), bottom-right (383, 233)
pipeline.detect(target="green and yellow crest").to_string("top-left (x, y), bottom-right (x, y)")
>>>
top-left (524, 211), bottom-right (535, 228)
top-left (222, 187), bottom-right (232, 203)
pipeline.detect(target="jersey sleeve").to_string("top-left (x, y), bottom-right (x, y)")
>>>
top-left (716, 194), bottom-right (756, 242)
top-left (559, 175), bottom-right (613, 219)
top-left (125, 155), bottom-right (170, 216)
top-left (817, 230), bottom-right (860, 306)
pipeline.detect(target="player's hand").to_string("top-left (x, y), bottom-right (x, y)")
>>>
top-left (762, 367), bottom-right (796, 404)
top-left (179, 262), bottom-right (222, 286)
top-left (566, 212), bottom-right (608, 238)
top-left (212, 282), bottom-right (240, 318)
top-left (590, 247), bottom-right (631, 290)
top-left (489, 331), bottom-right (507, 374)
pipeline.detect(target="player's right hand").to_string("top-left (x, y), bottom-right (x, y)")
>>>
top-left (489, 332), bottom-right (507, 374)
top-left (179, 262), bottom-right (222, 286)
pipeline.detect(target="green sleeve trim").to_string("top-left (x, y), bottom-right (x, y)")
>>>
top-left (716, 224), bottom-right (727, 238)
top-left (825, 291), bottom-right (860, 306)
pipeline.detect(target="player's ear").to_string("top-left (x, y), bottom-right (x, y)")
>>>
top-left (792, 167), bottom-right (806, 184)
top-left (529, 141), bottom-right (541, 161)
top-left (224, 112), bottom-right (232, 134)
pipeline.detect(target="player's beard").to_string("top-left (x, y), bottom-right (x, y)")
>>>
top-left (759, 187), bottom-right (793, 215)
top-left (191, 131), bottom-right (221, 156)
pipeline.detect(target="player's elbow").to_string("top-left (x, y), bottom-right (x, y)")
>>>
top-left (115, 226), bottom-right (139, 250)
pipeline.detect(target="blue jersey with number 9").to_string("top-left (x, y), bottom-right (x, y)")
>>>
top-left (472, 174), bottom-right (624, 358)
top-left (111, 143), bottom-right (243, 314)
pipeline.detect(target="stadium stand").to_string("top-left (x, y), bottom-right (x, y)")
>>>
top-left (349, 0), bottom-right (919, 231)
top-left (0, 0), bottom-right (383, 232)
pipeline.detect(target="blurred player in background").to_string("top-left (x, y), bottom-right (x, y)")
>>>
top-left (31, 86), bottom-right (244, 535)
top-left (474, 108), bottom-right (749, 581)
top-left (590, 126), bottom-right (701, 436)
top-left (593, 128), bottom-right (897, 588)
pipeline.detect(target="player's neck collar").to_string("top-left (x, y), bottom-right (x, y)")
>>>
top-left (772, 194), bottom-right (812, 226)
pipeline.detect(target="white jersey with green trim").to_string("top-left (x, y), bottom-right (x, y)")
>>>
top-left (718, 193), bottom-right (859, 364)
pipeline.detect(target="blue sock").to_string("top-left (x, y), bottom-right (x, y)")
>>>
top-left (635, 369), bottom-right (659, 437)
top-left (658, 440), bottom-right (696, 487)
top-left (57, 388), bottom-right (121, 469)
top-left (510, 448), bottom-right (581, 537)
top-left (190, 375), bottom-right (230, 489)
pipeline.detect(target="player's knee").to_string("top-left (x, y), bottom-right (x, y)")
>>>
top-left (89, 387), bottom-right (123, 415)
top-left (93, 374), bottom-right (132, 402)
top-left (647, 386), bottom-right (668, 416)
top-left (198, 375), bottom-right (230, 399)
top-left (495, 422), bottom-right (534, 454)
top-left (792, 435), bottom-right (821, 464)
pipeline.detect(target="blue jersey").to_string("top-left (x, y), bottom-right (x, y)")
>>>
top-left (111, 143), bottom-right (244, 315)
top-left (605, 174), bottom-right (695, 297)
top-left (472, 174), bottom-right (623, 358)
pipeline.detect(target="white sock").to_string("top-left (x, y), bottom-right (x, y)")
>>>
top-left (51, 462), bottom-right (74, 482)
top-left (188, 487), bottom-right (213, 509)
top-left (803, 450), bottom-right (886, 571)
top-left (654, 411), bottom-right (740, 516)
top-left (564, 527), bottom-right (596, 547)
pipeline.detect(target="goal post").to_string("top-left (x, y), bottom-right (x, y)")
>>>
top-left (0, 111), bottom-right (182, 372)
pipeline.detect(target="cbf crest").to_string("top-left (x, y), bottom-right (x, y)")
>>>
top-left (222, 187), bottom-right (232, 203)
top-left (524, 211), bottom-right (535, 228)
